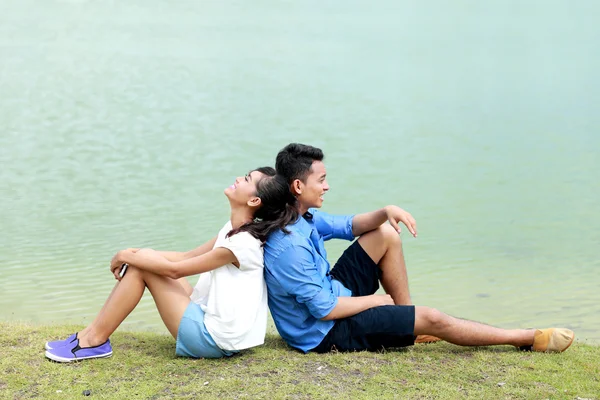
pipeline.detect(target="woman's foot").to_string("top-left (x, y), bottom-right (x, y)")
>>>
top-left (45, 338), bottom-right (113, 363)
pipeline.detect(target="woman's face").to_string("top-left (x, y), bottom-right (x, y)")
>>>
top-left (224, 170), bottom-right (265, 207)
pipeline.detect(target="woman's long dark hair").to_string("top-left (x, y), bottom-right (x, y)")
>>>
top-left (227, 166), bottom-right (299, 243)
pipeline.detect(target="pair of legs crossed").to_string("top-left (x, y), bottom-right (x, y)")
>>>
top-left (336, 224), bottom-right (536, 349)
top-left (75, 265), bottom-right (193, 348)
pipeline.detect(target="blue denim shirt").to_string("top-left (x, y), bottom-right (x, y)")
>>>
top-left (264, 208), bottom-right (355, 353)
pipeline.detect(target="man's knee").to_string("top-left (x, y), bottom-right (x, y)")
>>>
top-left (357, 224), bottom-right (402, 264)
top-left (379, 223), bottom-right (402, 246)
top-left (416, 306), bottom-right (448, 329)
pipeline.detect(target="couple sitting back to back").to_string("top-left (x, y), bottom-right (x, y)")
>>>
top-left (45, 143), bottom-right (574, 363)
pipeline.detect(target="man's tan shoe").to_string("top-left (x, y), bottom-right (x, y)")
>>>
top-left (532, 328), bottom-right (575, 353)
top-left (415, 335), bottom-right (443, 344)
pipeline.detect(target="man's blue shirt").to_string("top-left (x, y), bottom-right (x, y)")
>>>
top-left (264, 208), bottom-right (355, 353)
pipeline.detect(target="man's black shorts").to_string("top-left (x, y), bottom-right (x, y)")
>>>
top-left (312, 240), bottom-right (415, 353)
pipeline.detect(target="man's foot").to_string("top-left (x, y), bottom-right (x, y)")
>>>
top-left (45, 333), bottom-right (77, 350)
top-left (45, 338), bottom-right (113, 363)
top-left (520, 328), bottom-right (574, 353)
top-left (415, 335), bottom-right (443, 344)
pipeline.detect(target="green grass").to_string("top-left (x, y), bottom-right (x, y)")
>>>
top-left (1, 321), bottom-right (599, 399)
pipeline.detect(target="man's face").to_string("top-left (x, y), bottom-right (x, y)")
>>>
top-left (293, 160), bottom-right (329, 210)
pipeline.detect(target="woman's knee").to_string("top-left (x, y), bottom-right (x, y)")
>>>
top-left (123, 264), bottom-right (143, 280)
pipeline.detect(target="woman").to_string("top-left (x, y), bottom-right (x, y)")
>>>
top-left (44, 166), bottom-right (297, 362)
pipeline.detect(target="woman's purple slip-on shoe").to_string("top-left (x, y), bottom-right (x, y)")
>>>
top-left (45, 333), bottom-right (77, 350)
top-left (45, 338), bottom-right (112, 363)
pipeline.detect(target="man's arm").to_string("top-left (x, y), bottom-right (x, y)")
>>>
top-left (274, 245), bottom-right (393, 321)
top-left (311, 209), bottom-right (354, 241)
top-left (351, 205), bottom-right (417, 237)
top-left (320, 294), bottom-right (394, 320)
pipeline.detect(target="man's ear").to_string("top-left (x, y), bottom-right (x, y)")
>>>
top-left (291, 179), bottom-right (303, 196)
top-left (247, 196), bottom-right (262, 208)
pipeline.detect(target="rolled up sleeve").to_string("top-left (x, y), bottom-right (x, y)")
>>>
top-left (311, 209), bottom-right (355, 241)
top-left (274, 245), bottom-right (338, 319)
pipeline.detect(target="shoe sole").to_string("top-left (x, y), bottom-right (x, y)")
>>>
top-left (45, 351), bottom-right (113, 363)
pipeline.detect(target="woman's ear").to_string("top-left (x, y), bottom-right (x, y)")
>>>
top-left (247, 196), bottom-right (262, 208)
top-left (291, 179), bottom-right (303, 196)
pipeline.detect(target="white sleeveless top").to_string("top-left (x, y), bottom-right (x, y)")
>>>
top-left (190, 221), bottom-right (267, 351)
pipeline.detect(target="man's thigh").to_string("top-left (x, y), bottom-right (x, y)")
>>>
top-left (330, 240), bottom-right (381, 296)
top-left (313, 305), bottom-right (416, 353)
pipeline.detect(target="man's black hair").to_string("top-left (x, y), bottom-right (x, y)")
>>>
top-left (275, 143), bottom-right (324, 184)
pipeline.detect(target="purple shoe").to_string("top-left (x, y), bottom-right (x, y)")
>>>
top-left (45, 333), bottom-right (77, 350)
top-left (45, 338), bottom-right (113, 363)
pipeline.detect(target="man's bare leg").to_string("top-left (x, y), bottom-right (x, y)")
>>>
top-left (414, 306), bottom-right (535, 347)
top-left (358, 224), bottom-right (411, 305)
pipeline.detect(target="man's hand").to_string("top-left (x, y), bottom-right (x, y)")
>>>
top-left (352, 205), bottom-right (418, 237)
top-left (321, 294), bottom-right (395, 320)
top-left (385, 205), bottom-right (417, 237)
top-left (371, 294), bottom-right (395, 306)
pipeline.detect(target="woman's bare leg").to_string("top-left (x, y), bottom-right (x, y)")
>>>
top-left (177, 277), bottom-right (194, 296)
top-left (77, 282), bottom-right (121, 338)
top-left (77, 266), bottom-right (191, 347)
top-left (78, 273), bottom-right (193, 342)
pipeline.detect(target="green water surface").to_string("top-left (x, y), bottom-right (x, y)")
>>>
top-left (1, 1), bottom-right (598, 342)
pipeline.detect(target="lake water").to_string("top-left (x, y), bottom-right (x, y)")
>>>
top-left (1, 1), bottom-right (599, 342)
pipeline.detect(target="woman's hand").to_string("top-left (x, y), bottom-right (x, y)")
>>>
top-left (384, 205), bottom-right (417, 237)
top-left (110, 248), bottom-right (174, 280)
top-left (110, 249), bottom-right (138, 280)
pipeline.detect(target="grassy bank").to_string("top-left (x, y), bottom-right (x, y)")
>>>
top-left (1, 322), bottom-right (599, 399)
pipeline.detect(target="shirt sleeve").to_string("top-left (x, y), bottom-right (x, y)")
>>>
top-left (217, 232), bottom-right (262, 271)
top-left (311, 209), bottom-right (355, 241)
top-left (273, 244), bottom-right (338, 319)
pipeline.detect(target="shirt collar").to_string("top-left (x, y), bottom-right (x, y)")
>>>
top-left (286, 212), bottom-right (314, 237)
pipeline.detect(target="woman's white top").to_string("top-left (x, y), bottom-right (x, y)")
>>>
top-left (190, 221), bottom-right (267, 351)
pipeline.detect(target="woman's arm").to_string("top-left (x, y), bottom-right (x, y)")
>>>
top-left (143, 236), bottom-right (218, 262)
top-left (112, 246), bottom-right (237, 280)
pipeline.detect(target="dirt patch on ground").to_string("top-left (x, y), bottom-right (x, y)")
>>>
top-left (533, 381), bottom-right (558, 393)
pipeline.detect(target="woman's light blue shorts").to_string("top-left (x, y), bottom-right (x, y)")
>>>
top-left (176, 301), bottom-right (237, 359)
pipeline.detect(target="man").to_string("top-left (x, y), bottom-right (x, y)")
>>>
top-left (263, 143), bottom-right (574, 354)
